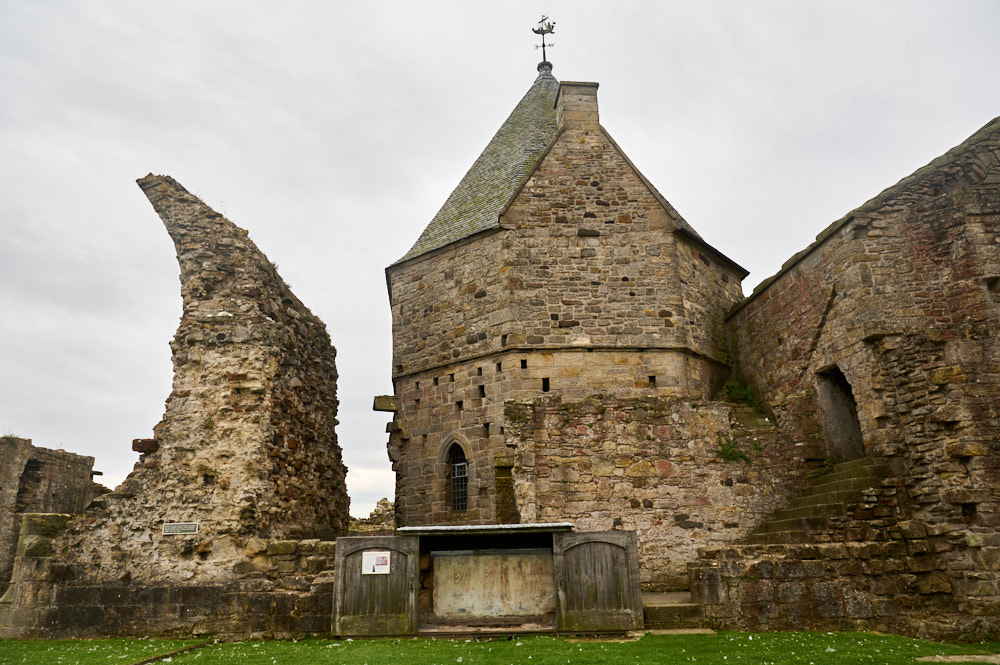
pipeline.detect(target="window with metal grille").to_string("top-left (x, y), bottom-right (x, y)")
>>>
top-left (449, 444), bottom-right (468, 512)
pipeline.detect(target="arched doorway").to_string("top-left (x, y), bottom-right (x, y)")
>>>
top-left (815, 365), bottom-right (865, 462)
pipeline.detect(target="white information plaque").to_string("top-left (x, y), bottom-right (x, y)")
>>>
top-left (162, 522), bottom-right (199, 535)
top-left (361, 550), bottom-right (391, 575)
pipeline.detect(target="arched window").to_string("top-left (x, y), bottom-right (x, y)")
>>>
top-left (448, 444), bottom-right (468, 512)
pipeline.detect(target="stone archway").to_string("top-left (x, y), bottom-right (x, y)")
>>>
top-left (815, 365), bottom-right (865, 462)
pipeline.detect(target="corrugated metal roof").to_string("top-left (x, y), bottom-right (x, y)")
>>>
top-left (395, 65), bottom-right (559, 264)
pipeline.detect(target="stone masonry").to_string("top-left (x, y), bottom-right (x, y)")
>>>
top-left (385, 66), bottom-right (747, 528)
top-left (0, 174), bottom-right (350, 638)
top-left (690, 116), bottom-right (1000, 639)
top-left (2, 61), bottom-right (998, 641)
top-left (0, 436), bottom-right (103, 595)
top-left (2, 513), bottom-right (338, 639)
top-left (505, 394), bottom-right (807, 589)
top-left (83, 174), bottom-right (349, 581)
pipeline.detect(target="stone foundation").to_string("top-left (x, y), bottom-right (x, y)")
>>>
top-left (0, 513), bottom-right (336, 639)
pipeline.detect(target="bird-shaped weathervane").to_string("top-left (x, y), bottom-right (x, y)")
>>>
top-left (533, 16), bottom-right (555, 63)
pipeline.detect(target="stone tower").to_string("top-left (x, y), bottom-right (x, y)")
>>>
top-left (383, 63), bottom-right (748, 526)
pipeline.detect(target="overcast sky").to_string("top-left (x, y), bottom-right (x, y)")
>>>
top-left (2, 2), bottom-right (998, 517)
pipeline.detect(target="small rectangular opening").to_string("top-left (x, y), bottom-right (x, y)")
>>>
top-left (521, 359), bottom-right (528, 369)
top-left (478, 385), bottom-right (486, 398)
top-left (500, 426), bottom-right (505, 435)
top-left (496, 362), bottom-right (502, 372)
top-left (456, 400), bottom-right (464, 411)
top-left (414, 398), bottom-right (420, 407)
top-left (449, 373), bottom-right (455, 382)
top-left (433, 377), bottom-right (439, 386)
top-left (649, 375), bottom-right (657, 388)
top-left (542, 378), bottom-right (550, 392)
top-left (477, 367), bottom-right (483, 376)
top-left (501, 334), bottom-right (508, 346)
top-left (483, 422), bottom-right (490, 437)
top-left (415, 381), bottom-right (420, 390)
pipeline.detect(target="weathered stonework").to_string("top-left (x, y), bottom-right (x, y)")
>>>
top-left (385, 64), bottom-right (1000, 640)
top-left (505, 394), bottom-right (805, 589)
top-left (386, 72), bottom-right (747, 528)
top-left (691, 117), bottom-right (1000, 639)
top-left (60, 175), bottom-right (349, 585)
top-left (1, 513), bottom-right (337, 638)
top-left (1, 174), bottom-right (350, 637)
top-left (348, 498), bottom-right (395, 535)
top-left (0, 437), bottom-right (103, 595)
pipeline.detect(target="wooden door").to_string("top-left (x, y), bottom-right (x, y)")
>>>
top-left (333, 536), bottom-right (418, 636)
top-left (553, 531), bottom-right (643, 632)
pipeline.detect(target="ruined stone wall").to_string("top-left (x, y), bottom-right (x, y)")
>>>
top-left (727, 118), bottom-right (1000, 528)
top-left (0, 514), bottom-right (337, 639)
top-left (504, 394), bottom-right (806, 590)
top-left (29, 175), bottom-right (349, 587)
top-left (0, 437), bottom-right (99, 595)
top-left (720, 117), bottom-right (1000, 638)
top-left (691, 481), bottom-right (1000, 640)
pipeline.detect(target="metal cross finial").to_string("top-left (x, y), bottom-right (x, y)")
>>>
top-left (532, 16), bottom-right (556, 63)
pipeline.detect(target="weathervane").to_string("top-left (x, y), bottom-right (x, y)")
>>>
top-left (532, 16), bottom-right (555, 63)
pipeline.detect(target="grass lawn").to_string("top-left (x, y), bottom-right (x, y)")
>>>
top-left (2, 632), bottom-right (999, 665)
top-left (0, 638), bottom-right (204, 664)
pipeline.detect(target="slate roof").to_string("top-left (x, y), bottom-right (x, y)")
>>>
top-left (395, 64), bottom-right (560, 264)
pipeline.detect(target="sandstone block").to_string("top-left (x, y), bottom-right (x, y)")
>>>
top-left (897, 520), bottom-right (928, 539)
top-left (20, 514), bottom-right (72, 537)
top-left (916, 572), bottom-right (953, 594)
top-left (966, 532), bottom-right (1000, 548)
top-left (267, 541), bottom-right (298, 556)
top-left (17, 536), bottom-right (51, 558)
top-left (245, 538), bottom-right (267, 555)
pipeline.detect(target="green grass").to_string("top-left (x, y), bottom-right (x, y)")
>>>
top-left (2, 633), bottom-right (999, 665)
top-left (0, 638), bottom-right (203, 664)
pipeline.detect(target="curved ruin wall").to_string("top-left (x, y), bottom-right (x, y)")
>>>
top-left (49, 175), bottom-right (347, 585)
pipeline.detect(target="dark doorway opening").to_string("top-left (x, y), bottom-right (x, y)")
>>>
top-left (815, 366), bottom-right (865, 462)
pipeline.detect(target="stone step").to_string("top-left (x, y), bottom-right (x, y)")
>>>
top-left (752, 515), bottom-right (829, 534)
top-left (833, 458), bottom-right (884, 474)
top-left (770, 502), bottom-right (847, 521)
top-left (743, 530), bottom-right (812, 545)
top-left (728, 405), bottom-right (777, 431)
top-left (807, 465), bottom-right (886, 488)
top-left (742, 457), bottom-right (889, 548)
top-left (642, 592), bottom-right (705, 629)
top-left (802, 476), bottom-right (882, 498)
top-left (788, 489), bottom-right (877, 509)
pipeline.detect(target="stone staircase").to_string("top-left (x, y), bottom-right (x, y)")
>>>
top-left (744, 457), bottom-right (888, 545)
top-left (642, 592), bottom-right (706, 630)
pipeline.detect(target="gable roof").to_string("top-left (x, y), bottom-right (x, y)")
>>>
top-left (395, 64), bottom-right (560, 264)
